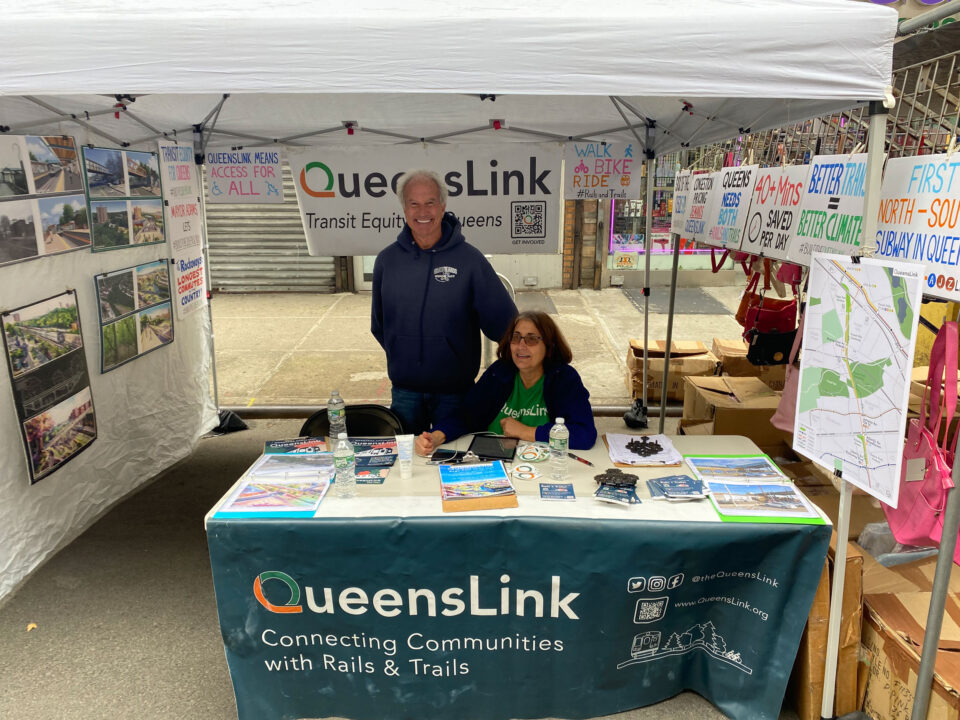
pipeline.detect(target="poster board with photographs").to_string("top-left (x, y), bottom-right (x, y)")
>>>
top-left (95, 260), bottom-right (175, 372)
top-left (1, 290), bottom-right (97, 483)
top-left (0, 135), bottom-right (91, 267)
top-left (82, 147), bottom-right (165, 252)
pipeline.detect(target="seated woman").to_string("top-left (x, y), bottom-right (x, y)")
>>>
top-left (415, 310), bottom-right (597, 455)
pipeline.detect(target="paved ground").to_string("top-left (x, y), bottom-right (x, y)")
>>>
top-left (210, 287), bottom-right (747, 410)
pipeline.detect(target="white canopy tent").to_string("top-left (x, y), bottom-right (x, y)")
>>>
top-left (1, 4), bottom-right (899, 701)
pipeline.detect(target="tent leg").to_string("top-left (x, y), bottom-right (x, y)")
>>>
top-left (911, 462), bottom-right (960, 719)
top-left (642, 150), bottom-right (654, 418)
top-left (195, 147), bottom-right (246, 436)
top-left (659, 232), bottom-right (681, 433)
top-left (821, 478), bottom-right (852, 720)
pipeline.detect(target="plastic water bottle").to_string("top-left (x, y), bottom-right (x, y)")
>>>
top-left (328, 390), bottom-right (346, 439)
top-left (333, 433), bottom-right (356, 499)
top-left (549, 417), bottom-right (570, 481)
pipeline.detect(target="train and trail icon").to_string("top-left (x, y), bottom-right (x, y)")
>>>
top-left (617, 621), bottom-right (752, 675)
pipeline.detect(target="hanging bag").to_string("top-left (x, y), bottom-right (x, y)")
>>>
top-left (736, 259), bottom-right (797, 335)
top-left (770, 308), bottom-right (806, 433)
top-left (883, 321), bottom-right (960, 560)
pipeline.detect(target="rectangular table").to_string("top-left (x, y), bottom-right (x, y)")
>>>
top-left (206, 435), bottom-right (830, 720)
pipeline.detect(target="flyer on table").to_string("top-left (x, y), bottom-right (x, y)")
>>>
top-left (874, 153), bottom-right (960, 301)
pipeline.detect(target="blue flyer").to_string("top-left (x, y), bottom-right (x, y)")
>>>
top-left (539, 482), bottom-right (575, 501)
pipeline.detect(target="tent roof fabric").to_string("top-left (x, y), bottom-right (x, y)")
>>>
top-left (0, 0), bottom-right (897, 155)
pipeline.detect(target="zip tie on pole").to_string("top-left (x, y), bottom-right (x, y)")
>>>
top-left (948, 135), bottom-right (957, 159)
top-left (848, 141), bottom-right (865, 160)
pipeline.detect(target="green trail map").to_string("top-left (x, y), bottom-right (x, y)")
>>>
top-left (794, 255), bottom-right (922, 506)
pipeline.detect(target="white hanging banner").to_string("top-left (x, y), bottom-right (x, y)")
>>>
top-left (563, 142), bottom-right (640, 200)
top-left (738, 165), bottom-right (811, 261)
top-left (874, 154), bottom-right (960, 301)
top-left (670, 170), bottom-right (692, 237)
top-left (158, 141), bottom-right (207, 319)
top-left (287, 143), bottom-right (562, 256)
top-left (787, 153), bottom-right (868, 266)
top-left (684, 171), bottom-right (720, 244)
top-left (699, 165), bottom-right (759, 249)
top-left (203, 146), bottom-right (284, 204)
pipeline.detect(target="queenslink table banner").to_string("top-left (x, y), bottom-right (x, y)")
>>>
top-left (207, 515), bottom-right (828, 720)
top-left (287, 144), bottom-right (562, 256)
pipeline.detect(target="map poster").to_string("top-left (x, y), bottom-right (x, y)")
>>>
top-left (787, 153), bottom-right (868, 266)
top-left (670, 170), bottom-right (692, 236)
top-left (700, 165), bottom-right (758, 249)
top-left (94, 260), bottom-right (175, 372)
top-left (684, 171), bottom-right (719, 243)
top-left (874, 154), bottom-right (960, 301)
top-left (1, 290), bottom-right (97, 484)
top-left (793, 254), bottom-right (923, 506)
top-left (564, 142), bottom-right (640, 200)
top-left (738, 165), bottom-right (811, 261)
top-left (158, 141), bottom-right (207, 319)
top-left (204, 146), bottom-right (284, 204)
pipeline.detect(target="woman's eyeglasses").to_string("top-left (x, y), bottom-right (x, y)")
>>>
top-left (510, 333), bottom-right (542, 346)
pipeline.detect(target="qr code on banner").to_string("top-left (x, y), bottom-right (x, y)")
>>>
top-left (511, 201), bottom-right (546, 239)
top-left (633, 597), bottom-right (668, 624)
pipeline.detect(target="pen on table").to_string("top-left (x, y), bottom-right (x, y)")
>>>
top-left (567, 452), bottom-right (594, 467)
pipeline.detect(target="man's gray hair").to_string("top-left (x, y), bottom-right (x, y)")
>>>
top-left (397, 169), bottom-right (447, 208)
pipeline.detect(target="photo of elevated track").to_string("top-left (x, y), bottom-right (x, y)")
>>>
top-left (27, 136), bottom-right (83, 194)
top-left (3, 295), bottom-right (82, 379)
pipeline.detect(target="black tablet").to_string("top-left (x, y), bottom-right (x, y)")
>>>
top-left (467, 434), bottom-right (519, 461)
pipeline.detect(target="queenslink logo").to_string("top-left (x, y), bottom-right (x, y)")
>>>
top-left (253, 571), bottom-right (580, 619)
top-left (254, 571), bottom-right (304, 613)
top-left (434, 266), bottom-right (458, 282)
top-left (299, 162), bottom-right (336, 198)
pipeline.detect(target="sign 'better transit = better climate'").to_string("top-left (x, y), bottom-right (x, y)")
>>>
top-left (874, 153), bottom-right (960, 302)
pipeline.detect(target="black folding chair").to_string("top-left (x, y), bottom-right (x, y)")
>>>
top-left (299, 404), bottom-right (406, 438)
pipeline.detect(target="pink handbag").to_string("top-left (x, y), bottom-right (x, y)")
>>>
top-left (770, 309), bottom-right (805, 433)
top-left (883, 321), bottom-right (960, 562)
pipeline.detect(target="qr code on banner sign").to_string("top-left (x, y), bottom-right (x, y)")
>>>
top-left (511, 201), bottom-right (546, 239)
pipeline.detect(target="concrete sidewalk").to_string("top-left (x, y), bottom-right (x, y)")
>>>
top-left (210, 287), bottom-right (747, 410)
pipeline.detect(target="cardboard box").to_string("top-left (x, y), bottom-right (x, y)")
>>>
top-left (861, 592), bottom-right (960, 720)
top-left (681, 375), bottom-right (791, 450)
top-left (712, 337), bottom-right (788, 391)
top-left (625, 339), bottom-right (719, 403)
top-left (858, 555), bottom-right (960, 720)
top-left (789, 535), bottom-right (864, 720)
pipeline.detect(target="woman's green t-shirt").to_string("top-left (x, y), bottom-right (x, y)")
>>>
top-left (487, 373), bottom-right (549, 435)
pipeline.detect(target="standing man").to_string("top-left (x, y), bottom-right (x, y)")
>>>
top-left (371, 169), bottom-right (517, 434)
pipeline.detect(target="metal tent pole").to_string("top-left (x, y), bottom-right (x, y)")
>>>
top-left (820, 479), bottom-right (853, 720)
top-left (642, 125), bottom-right (655, 420)
top-left (820, 100), bottom-right (888, 720)
top-left (912, 459), bottom-right (960, 719)
top-left (659, 230), bottom-right (681, 433)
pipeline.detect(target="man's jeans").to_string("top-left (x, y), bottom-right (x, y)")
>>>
top-left (390, 387), bottom-right (465, 435)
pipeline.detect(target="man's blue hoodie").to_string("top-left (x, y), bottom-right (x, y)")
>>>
top-left (371, 212), bottom-right (517, 394)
